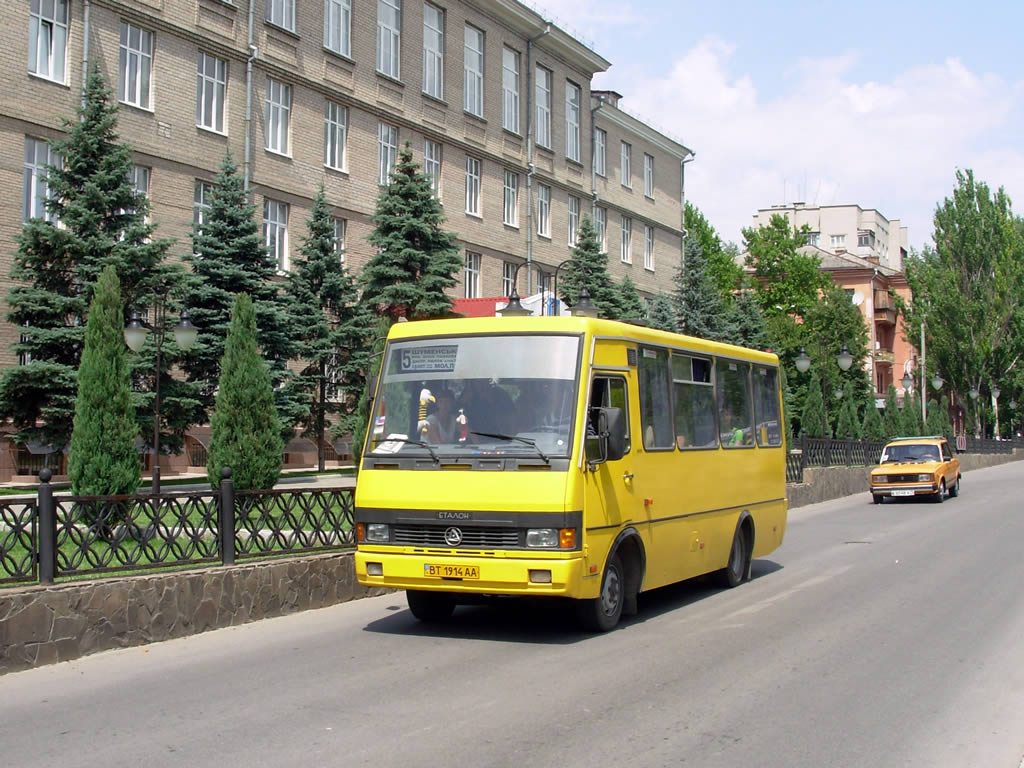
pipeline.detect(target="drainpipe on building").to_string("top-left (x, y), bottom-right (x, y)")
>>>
top-left (525, 24), bottom-right (551, 295)
top-left (590, 100), bottom-right (601, 214)
top-left (680, 153), bottom-right (696, 268)
top-left (243, 0), bottom-right (257, 193)
top-left (80, 0), bottom-right (91, 107)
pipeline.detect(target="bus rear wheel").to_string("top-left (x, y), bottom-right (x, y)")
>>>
top-left (406, 590), bottom-right (455, 622)
top-left (577, 555), bottom-right (624, 632)
top-left (716, 526), bottom-right (748, 588)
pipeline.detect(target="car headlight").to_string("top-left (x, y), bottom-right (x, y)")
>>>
top-left (872, 475), bottom-right (885, 483)
top-left (526, 528), bottom-right (559, 548)
top-left (365, 523), bottom-right (390, 543)
top-left (917, 474), bottom-right (932, 482)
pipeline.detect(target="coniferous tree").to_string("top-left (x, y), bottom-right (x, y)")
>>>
top-left (780, 365), bottom-right (796, 449)
top-left (0, 64), bottom-right (180, 450)
top-left (286, 186), bottom-right (372, 471)
top-left (882, 384), bottom-right (902, 439)
top-left (559, 215), bottom-right (624, 318)
top-left (69, 265), bottom-right (139, 496)
top-left (362, 143), bottom-right (462, 320)
top-left (862, 395), bottom-right (886, 441)
top-left (184, 152), bottom-right (302, 437)
top-left (728, 291), bottom-right (769, 349)
top-left (616, 275), bottom-right (645, 321)
top-left (801, 368), bottom-right (827, 438)
top-left (674, 235), bottom-right (737, 342)
top-left (646, 292), bottom-right (677, 332)
top-left (345, 315), bottom-right (392, 475)
top-left (834, 382), bottom-right (859, 440)
top-left (207, 294), bottom-right (283, 490)
top-left (903, 391), bottom-right (924, 435)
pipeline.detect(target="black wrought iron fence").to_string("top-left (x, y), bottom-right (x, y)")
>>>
top-left (787, 436), bottom-right (888, 484)
top-left (963, 437), bottom-right (1016, 454)
top-left (0, 467), bottom-right (355, 586)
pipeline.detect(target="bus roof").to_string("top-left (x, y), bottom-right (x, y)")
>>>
top-left (385, 315), bottom-right (780, 365)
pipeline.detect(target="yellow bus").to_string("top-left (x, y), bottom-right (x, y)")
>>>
top-left (354, 315), bottom-right (787, 631)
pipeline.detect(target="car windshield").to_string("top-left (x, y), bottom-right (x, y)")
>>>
top-left (880, 443), bottom-right (941, 463)
top-left (367, 335), bottom-right (580, 462)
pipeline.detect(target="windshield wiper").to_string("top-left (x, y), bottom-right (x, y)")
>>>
top-left (371, 436), bottom-right (439, 464)
top-left (469, 431), bottom-right (550, 464)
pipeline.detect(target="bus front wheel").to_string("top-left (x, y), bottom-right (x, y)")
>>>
top-left (406, 590), bottom-right (455, 622)
top-left (716, 526), bottom-right (748, 588)
top-left (577, 554), bottom-right (624, 632)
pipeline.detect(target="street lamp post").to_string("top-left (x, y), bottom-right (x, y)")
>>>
top-left (125, 301), bottom-right (199, 494)
top-left (499, 262), bottom-right (531, 317)
top-left (794, 344), bottom-right (852, 436)
top-left (969, 386), bottom-right (980, 438)
top-left (992, 385), bottom-right (1001, 439)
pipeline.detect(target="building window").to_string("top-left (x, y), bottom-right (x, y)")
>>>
top-left (644, 224), bottom-right (654, 270)
top-left (28, 0), bottom-right (68, 82)
top-left (193, 181), bottom-right (215, 236)
top-left (620, 142), bottom-right (631, 187)
top-left (565, 81), bottom-right (581, 162)
top-left (595, 206), bottom-right (607, 251)
top-left (858, 231), bottom-right (875, 248)
top-left (424, 139), bottom-right (441, 197)
top-left (535, 66), bottom-right (551, 149)
top-left (324, 101), bottom-right (348, 171)
top-left (332, 217), bottom-right (346, 262)
top-left (568, 196), bottom-right (580, 246)
top-left (806, 231), bottom-right (820, 247)
top-left (831, 234), bottom-right (846, 248)
top-left (196, 52), bottom-right (227, 133)
top-left (265, 0), bottom-right (295, 31)
top-left (118, 22), bottom-right (153, 109)
top-left (377, 0), bottom-right (401, 79)
top-left (464, 251), bottom-right (481, 298)
top-left (621, 216), bottom-right (632, 263)
top-left (502, 261), bottom-right (517, 296)
top-left (463, 25), bottom-right (484, 117)
top-left (23, 137), bottom-right (58, 222)
top-left (465, 156), bottom-right (481, 215)
top-left (422, 4), bottom-right (444, 99)
top-left (537, 184), bottom-right (550, 237)
top-left (324, 0), bottom-right (352, 58)
top-left (264, 77), bottom-right (291, 154)
top-left (130, 165), bottom-right (150, 200)
top-left (378, 122), bottom-right (398, 184)
top-left (502, 47), bottom-right (520, 133)
top-left (594, 128), bottom-right (606, 176)
top-left (503, 170), bottom-right (518, 226)
top-left (643, 153), bottom-right (654, 197)
top-left (263, 199), bottom-right (289, 271)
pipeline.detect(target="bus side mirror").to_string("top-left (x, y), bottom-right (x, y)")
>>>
top-left (586, 407), bottom-right (626, 466)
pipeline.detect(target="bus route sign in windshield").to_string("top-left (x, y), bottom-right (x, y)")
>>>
top-left (398, 345), bottom-right (458, 373)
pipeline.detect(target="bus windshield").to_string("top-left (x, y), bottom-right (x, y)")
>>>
top-left (367, 334), bottom-right (580, 462)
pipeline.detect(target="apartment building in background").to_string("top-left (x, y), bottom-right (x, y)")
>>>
top-left (0, 0), bottom-right (693, 478)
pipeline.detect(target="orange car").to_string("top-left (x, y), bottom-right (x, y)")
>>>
top-left (869, 436), bottom-right (961, 504)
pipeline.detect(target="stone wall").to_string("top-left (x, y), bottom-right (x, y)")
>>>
top-left (0, 552), bottom-right (388, 676)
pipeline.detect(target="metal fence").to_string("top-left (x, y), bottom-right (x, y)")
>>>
top-left (0, 467), bottom-right (354, 586)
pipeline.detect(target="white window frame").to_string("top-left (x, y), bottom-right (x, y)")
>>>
top-left (644, 224), bottom-right (655, 271)
top-left (378, 122), bottom-right (398, 184)
top-left (424, 139), bottom-right (442, 198)
top-left (265, 0), bottom-right (295, 31)
top-left (464, 251), bottom-right (481, 298)
top-left (831, 233), bottom-right (847, 248)
top-left (324, 0), bottom-right (352, 58)
top-left (502, 261), bottom-right (517, 297)
top-left (193, 180), bottom-right (215, 233)
top-left (537, 184), bottom-right (551, 238)
top-left (23, 136), bottom-right (58, 223)
top-left (620, 216), bottom-right (632, 263)
top-left (463, 25), bottom-right (484, 117)
top-left (643, 153), bottom-right (654, 198)
top-left (196, 52), bottom-right (227, 134)
top-left (263, 198), bottom-right (290, 272)
top-left (568, 195), bottom-right (580, 246)
top-left (324, 101), bottom-right (348, 171)
top-left (264, 77), bottom-right (291, 155)
top-left (332, 217), bottom-right (346, 262)
top-left (806, 232), bottom-right (820, 247)
top-left (422, 4), bottom-right (444, 99)
top-left (535, 66), bottom-right (552, 149)
top-left (503, 170), bottom-right (518, 227)
top-left (130, 165), bottom-right (150, 199)
top-left (28, 0), bottom-right (69, 83)
top-left (377, 0), bottom-right (401, 79)
top-left (595, 206), bottom-right (607, 251)
top-left (565, 81), bottom-right (581, 162)
top-left (465, 156), bottom-right (481, 216)
top-left (594, 128), bottom-right (606, 176)
top-left (502, 48), bottom-right (520, 134)
top-left (620, 142), bottom-right (631, 187)
top-left (118, 22), bottom-right (153, 109)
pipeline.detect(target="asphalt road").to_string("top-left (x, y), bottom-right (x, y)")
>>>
top-left (3, 463), bottom-right (1024, 768)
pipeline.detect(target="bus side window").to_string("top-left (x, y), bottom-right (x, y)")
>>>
top-left (638, 347), bottom-right (674, 450)
top-left (717, 359), bottom-right (754, 448)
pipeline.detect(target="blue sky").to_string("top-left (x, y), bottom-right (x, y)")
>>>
top-left (534, 0), bottom-right (1024, 250)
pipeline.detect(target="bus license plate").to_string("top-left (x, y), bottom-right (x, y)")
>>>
top-left (891, 489), bottom-right (915, 497)
top-left (424, 563), bottom-right (480, 579)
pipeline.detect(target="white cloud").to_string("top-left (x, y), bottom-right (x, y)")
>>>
top-left (598, 38), bottom-right (1024, 250)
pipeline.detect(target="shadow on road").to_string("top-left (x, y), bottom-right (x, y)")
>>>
top-left (362, 558), bottom-right (784, 642)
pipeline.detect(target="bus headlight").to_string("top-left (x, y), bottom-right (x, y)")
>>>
top-left (366, 523), bottom-right (391, 543)
top-left (917, 474), bottom-right (932, 482)
top-left (526, 528), bottom-right (559, 548)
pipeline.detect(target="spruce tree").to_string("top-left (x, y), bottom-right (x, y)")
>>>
top-left (69, 265), bottom-right (139, 496)
top-left (558, 215), bottom-right (624, 318)
top-left (617, 275), bottom-right (645, 321)
top-left (362, 143), bottom-right (462, 320)
top-left (862, 395), bottom-right (886, 441)
top-left (184, 152), bottom-right (302, 436)
top-left (0, 63), bottom-right (179, 450)
top-left (903, 392), bottom-right (924, 436)
top-left (728, 291), bottom-right (768, 349)
top-left (780, 364), bottom-right (796, 449)
top-left (344, 315), bottom-right (393, 475)
top-left (286, 186), bottom-right (372, 471)
top-left (674, 235), bottom-right (737, 342)
top-left (207, 294), bottom-right (283, 490)
top-left (882, 384), bottom-right (902, 439)
top-left (646, 292), bottom-right (677, 332)
top-left (801, 368), bottom-right (827, 438)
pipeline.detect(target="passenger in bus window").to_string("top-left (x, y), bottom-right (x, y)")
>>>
top-left (425, 389), bottom-right (459, 444)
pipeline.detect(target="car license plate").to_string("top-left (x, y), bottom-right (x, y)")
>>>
top-left (891, 489), bottom-right (915, 497)
top-left (424, 563), bottom-right (480, 579)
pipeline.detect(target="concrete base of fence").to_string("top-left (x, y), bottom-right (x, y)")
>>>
top-left (0, 551), bottom-right (390, 676)
top-left (787, 448), bottom-right (1023, 509)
